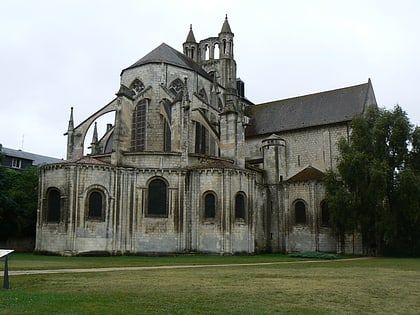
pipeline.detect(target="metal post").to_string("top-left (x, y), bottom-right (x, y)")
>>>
top-left (3, 256), bottom-right (9, 289)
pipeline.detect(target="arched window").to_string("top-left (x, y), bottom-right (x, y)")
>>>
top-left (214, 43), bottom-right (220, 59)
top-left (204, 44), bottom-right (209, 60)
top-left (131, 99), bottom-right (147, 151)
top-left (295, 200), bottom-right (306, 225)
top-left (321, 200), bottom-right (330, 226)
top-left (204, 192), bottom-right (216, 219)
top-left (130, 79), bottom-right (145, 97)
top-left (235, 192), bottom-right (246, 220)
top-left (147, 178), bottom-right (168, 217)
top-left (47, 188), bottom-right (61, 222)
top-left (88, 190), bottom-right (104, 220)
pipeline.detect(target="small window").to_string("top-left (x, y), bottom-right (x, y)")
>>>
top-left (235, 192), bottom-right (246, 220)
top-left (11, 158), bottom-right (22, 169)
top-left (321, 200), bottom-right (330, 226)
top-left (204, 192), bottom-right (216, 219)
top-left (88, 190), bottom-right (104, 219)
top-left (147, 178), bottom-right (168, 217)
top-left (295, 201), bottom-right (306, 225)
top-left (47, 188), bottom-right (61, 222)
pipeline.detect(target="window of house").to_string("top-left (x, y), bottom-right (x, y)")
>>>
top-left (88, 190), bottom-right (104, 220)
top-left (204, 192), bottom-right (216, 219)
top-left (11, 158), bottom-right (22, 169)
top-left (131, 99), bottom-right (147, 151)
top-left (235, 192), bottom-right (246, 220)
top-left (321, 200), bottom-right (330, 226)
top-left (47, 188), bottom-right (61, 222)
top-left (295, 200), bottom-right (306, 225)
top-left (147, 178), bottom-right (168, 217)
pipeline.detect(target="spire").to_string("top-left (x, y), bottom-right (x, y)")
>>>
top-left (185, 24), bottom-right (196, 43)
top-left (220, 14), bottom-right (233, 34)
top-left (91, 121), bottom-right (98, 145)
top-left (68, 107), bottom-right (74, 131)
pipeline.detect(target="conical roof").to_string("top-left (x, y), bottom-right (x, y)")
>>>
top-left (185, 24), bottom-right (196, 43)
top-left (220, 15), bottom-right (233, 34)
top-left (121, 43), bottom-right (212, 80)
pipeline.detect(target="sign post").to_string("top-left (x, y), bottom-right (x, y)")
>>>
top-left (0, 249), bottom-right (14, 289)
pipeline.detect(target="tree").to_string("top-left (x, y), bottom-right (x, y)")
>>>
top-left (0, 147), bottom-right (38, 241)
top-left (325, 105), bottom-right (420, 256)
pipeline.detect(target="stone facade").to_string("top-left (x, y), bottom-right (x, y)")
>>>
top-left (36, 17), bottom-right (376, 256)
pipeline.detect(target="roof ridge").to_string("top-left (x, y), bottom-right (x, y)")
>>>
top-left (255, 81), bottom-right (370, 107)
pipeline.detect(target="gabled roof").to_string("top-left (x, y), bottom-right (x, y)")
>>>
top-left (1, 147), bottom-right (62, 165)
top-left (122, 43), bottom-right (212, 80)
top-left (287, 165), bottom-right (325, 183)
top-left (246, 80), bottom-right (376, 137)
top-left (65, 156), bottom-right (111, 166)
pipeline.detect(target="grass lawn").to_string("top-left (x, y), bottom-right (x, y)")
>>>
top-left (0, 254), bottom-right (419, 314)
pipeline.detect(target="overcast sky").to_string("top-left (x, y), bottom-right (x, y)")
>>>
top-left (1, 0), bottom-right (419, 159)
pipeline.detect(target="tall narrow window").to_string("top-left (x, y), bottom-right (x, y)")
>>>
top-left (235, 192), bottom-right (246, 220)
top-left (204, 192), bottom-right (216, 219)
top-left (321, 200), bottom-right (330, 226)
top-left (195, 123), bottom-right (207, 154)
top-left (88, 190), bottom-right (103, 219)
top-left (47, 188), bottom-right (61, 222)
top-left (147, 178), bottom-right (167, 217)
top-left (164, 120), bottom-right (171, 152)
top-left (295, 200), bottom-right (306, 225)
top-left (131, 99), bottom-right (147, 151)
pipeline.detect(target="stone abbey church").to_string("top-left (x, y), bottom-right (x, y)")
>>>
top-left (36, 17), bottom-right (377, 256)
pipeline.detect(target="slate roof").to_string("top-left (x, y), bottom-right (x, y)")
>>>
top-left (246, 81), bottom-right (375, 137)
top-left (122, 43), bottom-right (212, 81)
top-left (1, 147), bottom-right (62, 165)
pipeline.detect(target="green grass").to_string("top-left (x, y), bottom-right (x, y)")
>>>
top-left (0, 254), bottom-right (419, 314)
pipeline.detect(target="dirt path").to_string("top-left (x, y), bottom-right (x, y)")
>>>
top-left (9, 257), bottom-right (372, 276)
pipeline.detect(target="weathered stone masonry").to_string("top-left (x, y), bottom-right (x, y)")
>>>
top-left (36, 17), bottom-right (376, 255)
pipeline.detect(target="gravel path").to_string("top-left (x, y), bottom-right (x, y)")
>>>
top-left (9, 257), bottom-right (371, 276)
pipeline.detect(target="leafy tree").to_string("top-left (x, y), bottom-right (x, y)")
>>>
top-left (0, 146), bottom-right (38, 241)
top-left (325, 105), bottom-right (420, 256)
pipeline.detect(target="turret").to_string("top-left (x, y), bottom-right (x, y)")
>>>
top-left (183, 24), bottom-right (198, 62)
top-left (262, 134), bottom-right (286, 184)
top-left (219, 14), bottom-right (234, 59)
top-left (217, 15), bottom-right (236, 91)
